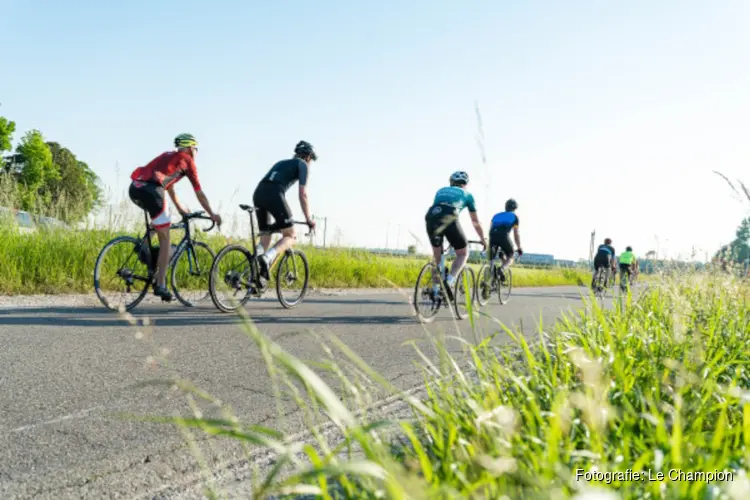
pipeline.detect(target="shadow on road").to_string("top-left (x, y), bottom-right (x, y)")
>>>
top-left (511, 291), bottom-right (586, 301)
top-left (0, 305), bottom-right (425, 328)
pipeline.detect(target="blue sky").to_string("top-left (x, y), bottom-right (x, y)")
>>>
top-left (3, 0), bottom-right (750, 260)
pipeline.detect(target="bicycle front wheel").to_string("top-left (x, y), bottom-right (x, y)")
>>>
top-left (475, 263), bottom-right (493, 307)
top-left (171, 241), bottom-right (216, 307)
top-left (275, 249), bottom-right (310, 309)
top-left (209, 244), bottom-right (255, 313)
top-left (94, 235), bottom-right (152, 312)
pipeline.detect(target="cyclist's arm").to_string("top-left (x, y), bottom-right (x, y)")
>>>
top-left (298, 163), bottom-right (313, 223)
top-left (183, 158), bottom-right (220, 221)
top-left (466, 194), bottom-right (485, 243)
top-left (195, 190), bottom-right (219, 219)
top-left (469, 211), bottom-right (485, 242)
top-left (166, 186), bottom-right (188, 215)
top-left (298, 185), bottom-right (312, 222)
top-left (513, 226), bottom-right (521, 249)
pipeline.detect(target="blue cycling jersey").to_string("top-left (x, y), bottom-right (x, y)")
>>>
top-left (490, 211), bottom-right (519, 232)
top-left (431, 186), bottom-right (476, 213)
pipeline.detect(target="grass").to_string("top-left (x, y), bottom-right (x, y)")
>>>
top-left (0, 224), bottom-right (592, 295)
top-left (124, 266), bottom-right (750, 499)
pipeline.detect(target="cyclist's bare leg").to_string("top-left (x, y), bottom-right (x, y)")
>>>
top-left (154, 226), bottom-right (172, 299)
top-left (265, 227), bottom-right (296, 263)
top-left (449, 247), bottom-right (468, 281)
top-left (501, 253), bottom-right (514, 269)
top-left (431, 246), bottom-right (443, 275)
top-left (259, 233), bottom-right (273, 254)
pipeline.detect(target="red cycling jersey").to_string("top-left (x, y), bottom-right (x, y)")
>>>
top-left (130, 151), bottom-right (202, 192)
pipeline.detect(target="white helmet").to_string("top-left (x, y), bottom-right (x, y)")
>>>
top-left (449, 171), bottom-right (469, 185)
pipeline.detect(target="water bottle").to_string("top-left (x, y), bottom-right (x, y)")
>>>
top-left (255, 243), bottom-right (264, 256)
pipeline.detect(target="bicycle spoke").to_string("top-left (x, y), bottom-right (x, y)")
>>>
top-left (413, 262), bottom-right (442, 322)
top-left (209, 245), bottom-right (254, 312)
top-left (276, 250), bottom-right (310, 308)
top-left (94, 236), bottom-right (151, 311)
top-left (172, 241), bottom-right (215, 307)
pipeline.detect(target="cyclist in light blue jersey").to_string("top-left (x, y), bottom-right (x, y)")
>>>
top-left (424, 171), bottom-right (486, 299)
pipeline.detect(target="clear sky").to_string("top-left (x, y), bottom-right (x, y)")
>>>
top-left (3, 0), bottom-right (750, 260)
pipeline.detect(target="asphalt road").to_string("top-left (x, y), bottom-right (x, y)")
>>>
top-left (0, 285), bottom-right (593, 499)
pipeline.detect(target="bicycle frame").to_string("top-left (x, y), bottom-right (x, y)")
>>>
top-left (137, 210), bottom-right (215, 279)
top-left (239, 204), bottom-right (314, 287)
top-left (435, 239), bottom-right (484, 282)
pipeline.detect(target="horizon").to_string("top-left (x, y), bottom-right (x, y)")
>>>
top-left (3, 0), bottom-right (750, 261)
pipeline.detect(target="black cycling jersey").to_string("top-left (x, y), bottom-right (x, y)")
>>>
top-left (596, 244), bottom-right (615, 259)
top-left (259, 158), bottom-right (309, 194)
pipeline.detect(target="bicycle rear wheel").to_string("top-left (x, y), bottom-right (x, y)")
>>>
top-left (275, 249), bottom-right (310, 309)
top-left (413, 262), bottom-right (442, 323)
top-left (475, 262), bottom-right (493, 307)
top-left (94, 235), bottom-right (152, 312)
top-left (593, 269), bottom-right (605, 298)
top-left (171, 241), bottom-right (216, 307)
top-left (209, 244), bottom-right (255, 313)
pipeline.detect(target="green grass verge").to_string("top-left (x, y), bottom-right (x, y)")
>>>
top-left (0, 226), bottom-right (591, 294)
top-left (134, 269), bottom-right (750, 498)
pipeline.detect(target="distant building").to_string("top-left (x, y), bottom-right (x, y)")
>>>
top-left (518, 253), bottom-right (555, 265)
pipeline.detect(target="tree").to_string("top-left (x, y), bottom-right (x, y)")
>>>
top-left (1, 117), bottom-right (102, 222)
top-left (730, 217), bottom-right (750, 263)
top-left (43, 142), bottom-right (103, 222)
top-left (0, 116), bottom-right (15, 155)
top-left (14, 130), bottom-right (57, 211)
top-left (645, 250), bottom-right (656, 259)
top-left (407, 244), bottom-right (417, 255)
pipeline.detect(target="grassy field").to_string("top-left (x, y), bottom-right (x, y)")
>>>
top-left (139, 269), bottom-right (750, 499)
top-left (0, 225), bottom-right (592, 295)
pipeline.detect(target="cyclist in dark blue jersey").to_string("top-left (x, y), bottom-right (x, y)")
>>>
top-left (425, 171), bottom-right (486, 298)
top-left (592, 238), bottom-right (616, 288)
top-left (489, 199), bottom-right (523, 279)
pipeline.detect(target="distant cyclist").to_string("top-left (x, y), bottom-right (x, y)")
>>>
top-left (129, 133), bottom-right (222, 301)
top-left (592, 238), bottom-right (616, 289)
top-left (488, 198), bottom-right (524, 279)
top-left (619, 246), bottom-right (636, 288)
top-left (425, 171), bottom-right (486, 300)
top-left (253, 140), bottom-right (317, 280)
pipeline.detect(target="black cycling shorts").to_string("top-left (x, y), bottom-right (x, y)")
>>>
top-left (489, 227), bottom-right (514, 259)
top-left (129, 181), bottom-right (170, 228)
top-left (425, 205), bottom-right (467, 250)
top-left (619, 263), bottom-right (632, 274)
top-left (253, 182), bottom-right (293, 232)
top-left (594, 253), bottom-right (612, 270)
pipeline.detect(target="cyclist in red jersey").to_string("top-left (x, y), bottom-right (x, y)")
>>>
top-left (129, 133), bottom-right (222, 301)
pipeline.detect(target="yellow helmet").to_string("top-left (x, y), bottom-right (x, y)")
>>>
top-left (174, 133), bottom-right (198, 149)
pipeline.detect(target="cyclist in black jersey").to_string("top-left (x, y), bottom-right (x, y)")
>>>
top-left (592, 238), bottom-right (616, 288)
top-left (253, 141), bottom-right (317, 279)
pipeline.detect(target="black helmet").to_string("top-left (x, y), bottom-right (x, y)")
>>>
top-left (505, 198), bottom-right (518, 211)
top-left (294, 140), bottom-right (317, 161)
top-left (626, 246), bottom-right (633, 252)
top-left (604, 238), bottom-right (612, 245)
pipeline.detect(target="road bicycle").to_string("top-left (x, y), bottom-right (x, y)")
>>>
top-left (412, 240), bottom-right (484, 323)
top-left (475, 247), bottom-right (520, 306)
top-left (620, 266), bottom-right (636, 292)
top-left (208, 204), bottom-right (313, 313)
top-left (93, 211), bottom-right (217, 312)
top-left (591, 266), bottom-right (612, 299)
